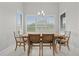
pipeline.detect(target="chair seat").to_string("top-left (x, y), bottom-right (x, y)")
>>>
top-left (14, 31), bottom-right (27, 51)
top-left (58, 41), bottom-right (65, 44)
top-left (57, 39), bottom-right (67, 44)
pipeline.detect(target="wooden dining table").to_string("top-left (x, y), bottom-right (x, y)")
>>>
top-left (21, 33), bottom-right (65, 56)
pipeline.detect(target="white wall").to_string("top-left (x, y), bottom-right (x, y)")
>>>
top-left (23, 2), bottom-right (59, 33)
top-left (0, 2), bottom-right (23, 51)
top-left (1, 2), bottom-right (79, 52)
top-left (59, 3), bottom-right (79, 48)
top-left (0, 2), bottom-right (59, 52)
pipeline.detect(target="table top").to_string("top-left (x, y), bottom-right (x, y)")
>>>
top-left (22, 32), bottom-right (64, 39)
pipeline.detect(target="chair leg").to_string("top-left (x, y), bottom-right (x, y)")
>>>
top-left (53, 45), bottom-right (55, 56)
top-left (67, 43), bottom-right (70, 50)
top-left (50, 43), bottom-right (51, 49)
top-left (23, 43), bottom-right (26, 51)
top-left (27, 45), bottom-right (30, 56)
top-left (42, 42), bottom-right (43, 56)
top-left (20, 43), bottom-right (21, 47)
top-left (54, 44), bottom-right (58, 54)
top-left (39, 44), bottom-right (41, 56)
top-left (39, 42), bottom-right (43, 56)
top-left (30, 43), bottom-right (32, 54)
top-left (15, 43), bottom-right (17, 51)
top-left (59, 44), bottom-right (61, 51)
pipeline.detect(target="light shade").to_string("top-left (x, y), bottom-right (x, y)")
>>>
top-left (37, 10), bottom-right (45, 16)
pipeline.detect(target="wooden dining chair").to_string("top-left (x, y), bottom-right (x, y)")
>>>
top-left (42, 34), bottom-right (55, 55)
top-left (27, 34), bottom-right (41, 56)
top-left (58, 31), bottom-right (71, 51)
top-left (13, 31), bottom-right (27, 51)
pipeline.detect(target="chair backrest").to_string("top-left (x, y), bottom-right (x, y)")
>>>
top-left (42, 34), bottom-right (54, 43)
top-left (64, 31), bottom-right (71, 40)
top-left (13, 31), bottom-right (20, 41)
top-left (28, 34), bottom-right (40, 43)
top-left (64, 31), bottom-right (71, 37)
top-left (14, 31), bottom-right (20, 36)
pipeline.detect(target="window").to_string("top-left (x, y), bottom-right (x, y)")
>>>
top-left (26, 16), bottom-right (55, 33)
top-left (16, 11), bottom-right (23, 34)
top-left (27, 16), bottom-right (36, 32)
top-left (60, 13), bottom-right (66, 32)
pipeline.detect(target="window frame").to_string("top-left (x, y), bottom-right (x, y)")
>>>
top-left (26, 15), bottom-right (55, 33)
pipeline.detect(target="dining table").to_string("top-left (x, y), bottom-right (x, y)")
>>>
top-left (21, 32), bottom-right (65, 56)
